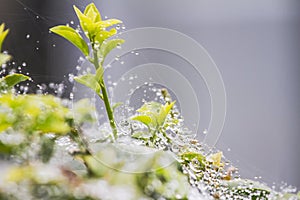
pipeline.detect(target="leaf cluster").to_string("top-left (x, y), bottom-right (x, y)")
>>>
top-left (50, 3), bottom-right (124, 93)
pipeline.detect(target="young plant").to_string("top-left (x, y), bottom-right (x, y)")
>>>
top-left (131, 101), bottom-right (175, 146)
top-left (50, 3), bottom-right (124, 141)
top-left (0, 23), bottom-right (29, 92)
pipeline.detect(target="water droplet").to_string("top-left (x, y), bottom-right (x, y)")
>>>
top-left (76, 66), bottom-right (81, 71)
top-left (26, 34), bottom-right (30, 39)
top-left (22, 62), bottom-right (27, 67)
top-left (203, 129), bottom-right (208, 135)
top-left (70, 21), bottom-right (74, 25)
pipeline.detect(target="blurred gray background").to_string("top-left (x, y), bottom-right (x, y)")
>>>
top-left (1, 0), bottom-right (300, 189)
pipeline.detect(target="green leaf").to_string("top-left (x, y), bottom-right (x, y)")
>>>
top-left (134, 101), bottom-right (175, 129)
top-left (180, 151), bottom-right (206, 170)
top-left (84, 3), bottom-right (101, 22)
top-left (0, 73), bottom-right (29, 91)
top-left (94, 28), bottom-right (117, 45)
top-left (0, 23), bottom-right (9, 52)
top-left (50, 25), bottom-right (89, 56)
top-left (74, 74), bottom-right (101, 94)
top-left (131, 115), bottom-right (152, 127)
top-left (157, 101), bottom-right (175, 126)
top-left (73, 5), bottom-right (95, 39)
top-left (95, 19), bottom-right (122, 29)
top-left (0, 53), bottom-right (11, 66)
top-left (99, 39), bottom-right (124, 65)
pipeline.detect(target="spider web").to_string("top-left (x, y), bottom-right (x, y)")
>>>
top-left (0, 0), bottom-right (91, 96)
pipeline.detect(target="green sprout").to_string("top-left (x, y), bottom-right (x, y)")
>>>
top-left (50, 3), bottom-right (124, 141)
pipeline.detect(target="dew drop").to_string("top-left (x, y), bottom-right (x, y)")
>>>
top-left (26, 34), bottom-right (30, 39)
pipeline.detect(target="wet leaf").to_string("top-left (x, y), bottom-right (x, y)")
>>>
top-left (50, 25), bottom-right (89, 56)
top-left (94, 28), bottom-right (117, 45)
top-left (157, 101), bottom-right (175, 126)
top-left (99, 39), bottom-right (124, 65)
top-left (131, 115), bottom-right (152, 128)
top-left (74, 74), bottom-right (101, 94)
top-left (134, 101), bottom-right (175, 130)
top-left (73, 5), bottom-right (95, 39)
top-left (95, 19), bottom-right (122, 29)
top-left (84, 3), bottom-right (101, 22)
top-left (0, 73), bottom-right (29, 91)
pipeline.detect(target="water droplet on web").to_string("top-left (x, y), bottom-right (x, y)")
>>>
top-left (26, 34), bottom-right (30, 39)
top-left (22, 62), bottom-right (26, 67)
top-left (70, 21), bottom-right (74, 25)
top-left (203, 129), bottom-right (208, 135)
top-left (76, 66), bottom-right (81, 71)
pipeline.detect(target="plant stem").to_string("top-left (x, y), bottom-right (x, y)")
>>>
top-left (92, 48), bottom-right (118, 141)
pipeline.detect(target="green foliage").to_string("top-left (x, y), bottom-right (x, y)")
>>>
top-left (0, 94), bottom-right (71, 134)
top-left (0, 23), bottom-right (9, 52)
top-left (51, 3), bottom-right (124, 140)
top-left (179, 151), bottom-right (206, 170)
top-left (224, 179), bottom-right (271, 199)
top-left (0, 73), bottom-right (30, 92)
top-left (74, 73), bottom-right (101, 94)
top-left (132, 101), bottom-right (175, 131)
top-left (49, 25), bottom-right (89, 56)
top-left (0, 23), bottom-right (11, 66)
